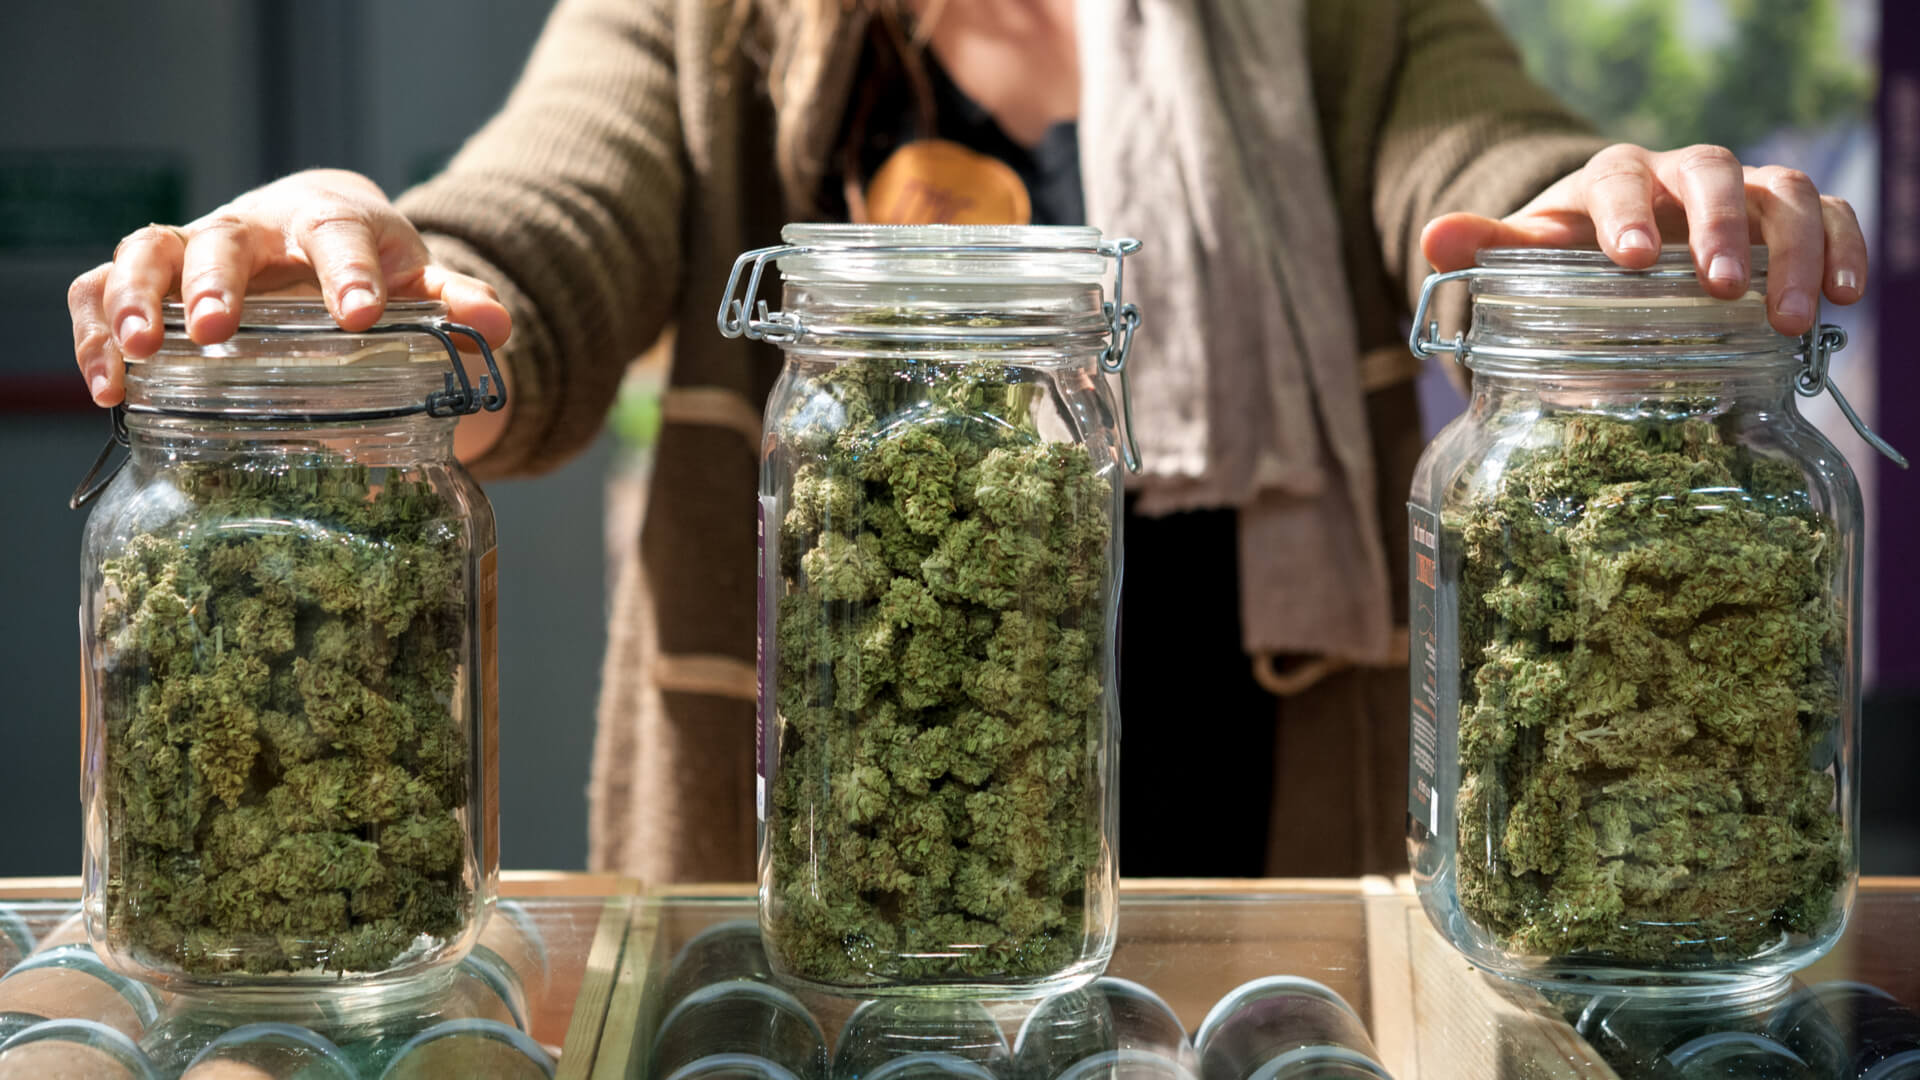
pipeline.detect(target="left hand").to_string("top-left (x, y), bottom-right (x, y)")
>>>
top-left (1420, 142), bottom-right (1867, 338)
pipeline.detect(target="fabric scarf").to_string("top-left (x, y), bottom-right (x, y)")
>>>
top-left (1078, 0), bottom-right (1396, 665)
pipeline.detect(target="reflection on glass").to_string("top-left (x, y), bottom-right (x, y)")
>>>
top-left (832, 999), bottom-right (1012, 1080)
top-left (866, 1051), bottom-right (1005, 1080)
top-left (664, 1052), bottom-right (806, 1080)
top-left (0, 909), bottom-right (30, 980)
top-left (1193, 978), bottom-right (1386, 1080)
top-left (1015, 978), bottom-right (1197, 1080)
top-left (447, 945), bottom-right (532, 1031)
top-left (32, 911), bottom-right (90, 955)
top-left (1767, 981), bottom-right (1920, 1079)
top-left (1013, 988), bottom-right (1115, 1080)
top-left (180, 1021), bottom-right (356, 1080)
top-left (1561, 980), bottom-right (1793, 1079)
top-left (0, 945), bottom-right (162, 1043)
top-left (1662, 1031), bottom-right (1815, 1080)
top-left (665, 920), bottom-right (775, 1012)
top-left (651, 979), bottom-right (829, 1080)
top-left (377, 1018), bottom-right (554, 1080)
top-left (1055, 1049), bottom-right (1198, 1080)
top-left (479, 901), bottom-right (553, 1010)
top-left (0, 1017), bottom-right (158, 1080)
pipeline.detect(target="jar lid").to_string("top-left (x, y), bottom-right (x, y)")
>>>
top-left (662, 1053), bottom-right (804, 1080)
top-left (863, 1051), bottom-right (1003, 1080)
top-left (1470, 246), bottom-right (1769, 304)
top-left (184, 1022), bottom-right (357, 1080)
top-left (719, 226), bottom-right (1148, 472)
top-left (381, 1018), bottom-right (554, 1079)
top-left (1408, 246), bottom-right (1909, 468)
top-left (135, 299), bottom-right (454, 367)
top-left (123, 297), bottom-right (505, 424)
top-left (2, 946), bottom-right (161, 1029)
top-left (1193, 975), bottom-right (1363, 1053)
top-left (0, 1018), bottom-right (159, 1079)
top-left (772, 225), bottom-right (1110, 284)
top-left (1056, 1050), bottom-right (1197, 1080)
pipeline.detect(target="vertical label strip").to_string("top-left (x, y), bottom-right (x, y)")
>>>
top-left (1408, 504), bottom-right (1442, 833)
top-left (757, 496), bottom-right (777, 822)
top-left (479, 547), bottom-right (501, 874)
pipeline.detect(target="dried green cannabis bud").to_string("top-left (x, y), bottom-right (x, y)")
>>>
top-left (1450, 410), bottom-right (1845, 964)
top-left (769, 356), bottom-right (1112, 983)
top-left (96, 461), bottom-right (472, 977)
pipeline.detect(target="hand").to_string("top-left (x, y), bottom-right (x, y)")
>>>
top-left (70, 169), bottom-right (511, 406)
top-left (1420, 143), bottom-right (1867, 338)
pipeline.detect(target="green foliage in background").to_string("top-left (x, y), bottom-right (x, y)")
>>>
top-left (1488, 0), bottom-right (1872, 150)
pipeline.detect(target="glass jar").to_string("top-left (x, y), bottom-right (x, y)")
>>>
top-left (1406, 248), bottom-right (1897, 988)
top-left (75, 299), bottom-right (505, 990)
top-left (718, 225), bottom-right (1140, 994)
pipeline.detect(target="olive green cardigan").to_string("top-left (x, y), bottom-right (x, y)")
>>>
top-left (396, 0), bottom-right (1603, 880)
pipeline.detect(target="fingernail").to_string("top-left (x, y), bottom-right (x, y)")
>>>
top-left (116, 314), bottom-right (148, 344)
top-left (341, 287), bottom-right (378, 318)
top-left (190, 295), bottom-right (228, 325)
top-left (89, 374), bottom-right (109, 401)
top-left (1617, 228), bottom-right (1656, 254)
top-left (1779, 291), bottom-right (1813, 322)
top-left (1835, 268), bottom-right (1859, 292)
top-left (1708, 254), bottom-right (1744, 286)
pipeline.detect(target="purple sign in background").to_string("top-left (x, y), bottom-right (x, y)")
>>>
top-left (1878, 1), bottom-right (1920, 689)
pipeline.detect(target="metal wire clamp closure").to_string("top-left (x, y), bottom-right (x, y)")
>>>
top-left (68, 320), bottom-right (506, 510)
top-left (1408, 265), bottom-right (1907, 469)
top-left (716, 238), bottom-right (1147, 473)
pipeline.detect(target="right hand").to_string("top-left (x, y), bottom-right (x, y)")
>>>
top-left (70, 169), bottom-right (512, 406)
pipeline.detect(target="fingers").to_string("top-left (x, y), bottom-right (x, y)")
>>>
top-left (70, 263), bottom-right (124, 406)
top-left (1577, 144), bottom-right (1662, 267)
top-left (1819, 195), bottom-right (1868, 306)
top-left (1746, 165), bottom-right (1827, 336)
top-left (101, 224), bottom-right (186, 360)
top-left (1652, 145), bottom-right (1752, 299)
top-left (1420, 209), bottom-right (1593, 272)
top-left (420, 264), bottom-right (513, 348)
top-left (178, 212), bottom-right (268, 344)
top-left (284, 203), bottom-right (392, 331)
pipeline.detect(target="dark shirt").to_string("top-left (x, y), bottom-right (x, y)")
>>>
top-left (819, 40), bottom-right (1086, 227)
top-left (821, 41), bottom-right (1277, 877)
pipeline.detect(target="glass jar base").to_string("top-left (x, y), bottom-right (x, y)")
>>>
top-left (1471, 963), bottom-right (1800, 1001)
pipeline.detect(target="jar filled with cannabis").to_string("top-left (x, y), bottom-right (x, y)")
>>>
top-left (719, 225), bottom-right (1139, 994)
top-left (1406, 248), bottom-right (1895, 988)
top-left (76, 299), bottom-right (504, 990)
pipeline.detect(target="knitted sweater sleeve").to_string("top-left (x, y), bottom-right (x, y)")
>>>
top-left (395, 0), bottom-right (685, 477)
top-left (1372, 0), bottom-right (1608, 327)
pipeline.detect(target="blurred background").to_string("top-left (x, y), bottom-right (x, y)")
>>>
top-left (0, 0), bottom-right (1911, 876)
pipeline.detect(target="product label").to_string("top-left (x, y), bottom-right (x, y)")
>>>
top-left (1408, 504), bottom-right (1443, 835)
top-left (479, 546), bottom-right (501, 874)
top-left (756, 496), bottom-right (777, 822)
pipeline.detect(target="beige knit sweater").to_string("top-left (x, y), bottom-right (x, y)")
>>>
top-left (396, 0), bottom-right (1604, 880)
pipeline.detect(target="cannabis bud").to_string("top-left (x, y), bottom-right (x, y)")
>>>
top-left (1450, 411), bottom-right (1845, 963)
top-left (94, 461), bottom-right (473, 977)
top-left (768, 355), bottom-right (1113, 983)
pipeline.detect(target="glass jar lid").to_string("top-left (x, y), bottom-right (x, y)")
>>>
top-left (70, 297), bottom-right (508, 508)
top-left (717, 224), bottom-right (1146, 472)
top-left (128, 298), bottom-right (503, 424)
top-left (140, 298), bottom-right (457, 368)
top-left (772, 224), bottom-right (1110, 284)
top-left (1407, 246), bottom-right (1906, 468)
top-left (1449, 247), bottom-right (1782, 369)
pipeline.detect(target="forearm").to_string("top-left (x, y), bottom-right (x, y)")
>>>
top-left (1374, 0), bottom-right (1604, 312)
top-left (395, 0), bottom-right (687, 478)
